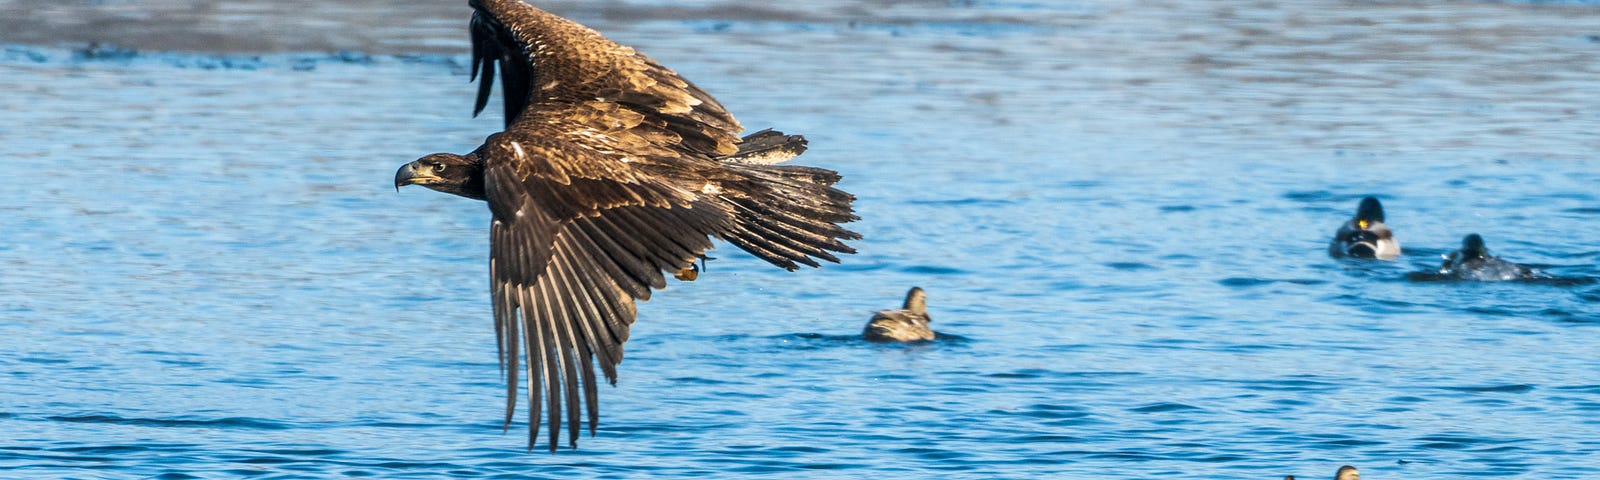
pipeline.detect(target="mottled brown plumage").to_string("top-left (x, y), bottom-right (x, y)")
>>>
top-left (394, 0), bottom-right (858, 451)
top-left (470, 0), bottom-right (740, 156)
top-left (1336, 465), bottom-right (1359, 480)
top-left (863, 287), bottom-right (935, 342)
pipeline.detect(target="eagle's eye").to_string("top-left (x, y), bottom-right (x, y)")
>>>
top-left (432, 162), bottom-right (447, 172)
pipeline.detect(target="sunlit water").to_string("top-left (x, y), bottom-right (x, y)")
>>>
top-left (2, 1), bottom-right (1599, 478)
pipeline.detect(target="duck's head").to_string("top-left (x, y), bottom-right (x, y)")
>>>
top-left (1354, 197), bottom-right (1384, 225)
top-left (1458, 233), bottom-right (1490, 260)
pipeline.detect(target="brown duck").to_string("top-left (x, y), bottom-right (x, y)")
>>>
top-left (864, 287), bottom-right (935, 342)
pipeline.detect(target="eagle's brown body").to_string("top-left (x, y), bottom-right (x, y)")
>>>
top-left (395, 0), bottom-right (858, 451)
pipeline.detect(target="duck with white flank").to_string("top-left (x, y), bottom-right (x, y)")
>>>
top-left (1329, 197), bottom-right (1400, 260)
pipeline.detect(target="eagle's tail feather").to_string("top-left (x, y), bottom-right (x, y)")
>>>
top-left (717, 163), bottom-right (860, 271)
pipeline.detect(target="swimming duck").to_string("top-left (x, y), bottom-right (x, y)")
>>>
top-left (1286, 465), bottom-right (1359, 480)
top-left (1330, 197), bottom-right (1400, 260)
top-left (1438, 234), bottom-right (1534, 281)
top-left (864, 287), bottom-right (935, 342)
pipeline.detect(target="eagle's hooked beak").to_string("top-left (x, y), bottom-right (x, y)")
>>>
top-left (395, 161), bottom-right (442, 191)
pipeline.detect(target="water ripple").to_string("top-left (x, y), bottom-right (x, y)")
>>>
top-left (2, 0), bottom-right (1600, 477)
top-left (45, 414), bottom-right (292, 430)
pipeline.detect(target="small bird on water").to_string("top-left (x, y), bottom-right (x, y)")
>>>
top-left (1285, 464), bottom-right (1359, 480)
top-left (1435, 233), bottom-right (1534, 281)
top-left (1329, 196), bottom-right (1400, 260)
top-left (1336, 465), bottom-right (1359, 480)
top-left (863, 287), bottom-right (935, 342)
top-left (394, 0), bottom-right (859, 451)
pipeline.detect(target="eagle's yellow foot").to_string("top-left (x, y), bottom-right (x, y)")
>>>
top-left (674, 266), bottom-right (698, 281)
top-left (674, 255), bottom-right (716, 281)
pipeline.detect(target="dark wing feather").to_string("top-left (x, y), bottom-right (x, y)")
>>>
top-left (469, 0), bottom-right (743, 155)
top-left (481, 118), bottom-right (732, 451)
top-left (469, 7), bottom-right (530, 126)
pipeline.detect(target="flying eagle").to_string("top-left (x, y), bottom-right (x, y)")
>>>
top-left (394, 0), bottom-right (859, 451)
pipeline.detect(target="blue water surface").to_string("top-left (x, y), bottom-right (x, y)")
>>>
top-left (2, 1), bottom-right (1599, 478)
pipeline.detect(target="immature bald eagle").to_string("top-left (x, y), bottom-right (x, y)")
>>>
top-left (394, 0), bottom-right (858, 451)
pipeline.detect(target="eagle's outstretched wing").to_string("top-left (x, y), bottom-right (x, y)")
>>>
top-left (463, 0), bottom-right (859, 452)
top-left (469, 0), bottom-right (741, 158)
top-left (481, 110), bottom-right (725, 450)
top-left (483, 100), bottom-right (859, 451)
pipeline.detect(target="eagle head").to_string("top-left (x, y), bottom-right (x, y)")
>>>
top-left (395, 153), bottom-right (486, 200)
